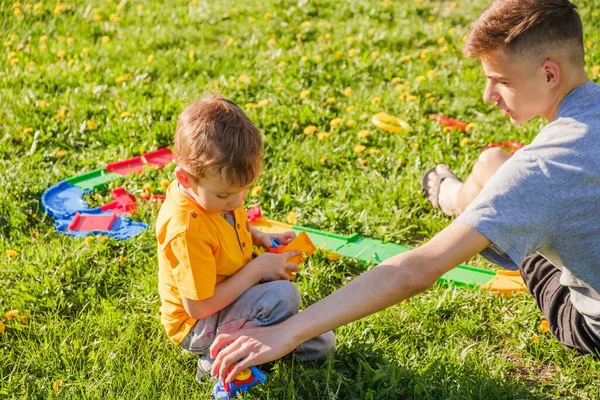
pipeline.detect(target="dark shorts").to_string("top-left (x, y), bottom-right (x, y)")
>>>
top-left (521, 253), bottom-right (600, 355)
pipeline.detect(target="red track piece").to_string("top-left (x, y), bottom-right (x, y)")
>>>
top-left (141, 194), bottom-right (166, 202)
top-left (106, 156), bottom-right (144, 175)
top-left (143, 148), bottom-right (173, 167)
top-left (68, 212), bottom-right (117, 231)
top-left (483, 141), bottom-right (524, 155)
top-left (101, 187), bottom-right (137, 216)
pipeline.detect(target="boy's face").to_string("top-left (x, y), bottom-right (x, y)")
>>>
top-left (481, 49), bottom-right (553, 124)
top-left (178, 169), bottom-right (251, 213)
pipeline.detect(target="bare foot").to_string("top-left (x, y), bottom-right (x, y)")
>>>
top-left (424, 165), bottom-right (463, 216)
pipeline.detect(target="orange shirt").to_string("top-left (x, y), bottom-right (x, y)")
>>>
top-left (156, 182), bottom-right (253, 344)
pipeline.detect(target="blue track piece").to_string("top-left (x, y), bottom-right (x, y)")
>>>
top-left (54, 209), bottom-right (148, 240)
top-left (41, 181), bottom-right (90, 219)
top-left (212, 366), bottom-right (267, 399)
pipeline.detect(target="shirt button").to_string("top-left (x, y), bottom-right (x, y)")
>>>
top-left (191, 213), bottom-right (197, 218)
top-left (242, 242), bottom-right (246, 247)
top-left (237, 223), bottom-right (241, 229)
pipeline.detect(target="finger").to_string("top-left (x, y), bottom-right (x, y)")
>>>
top-left (279, 271), bottom-right (291, 281)
top-left (218, 343), bottom-right (251, 381)
top-left (210, 333), bottom-right (236, 359)
top-left (226, 357), bottom-right (255, 383)
top-left (285, 262), bottom-right (299, 271)
top-left (280, 250), bottom-right (300, 258)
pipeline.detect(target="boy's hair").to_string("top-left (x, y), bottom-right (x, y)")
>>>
top-left (174, 94), bottom-right (263, 187)
top-left (464, 0), bottom-right (584, 66)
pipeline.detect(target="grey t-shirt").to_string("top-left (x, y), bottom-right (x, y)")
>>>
top-left (457, 80), bottom-right (600, 338)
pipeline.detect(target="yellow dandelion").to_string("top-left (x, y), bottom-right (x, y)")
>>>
top-left (147, 54), bottom-right (154, 63)
top-left (142, 183), bottom-right (152, 194)
top-left (326, 97), bottom-right (336, 104)
top-left (268, 37), bottom-right (276, 47)
top-left (343, 87), bottom-right (353, 97)
top-left (257, 99), bottom-right (269, 107)
top-left (277, 61), bottom-right (286, 68)
top-left (437, 37), bottom-right (446, 45)
top-left (22, 127), bottom-right (33, 134)
top-left (465, 123), bottom-right (477, 132)
top-left (5, 310), bottom-right (19, 320)
top-left (368, 148), bottom-right (380, 155)
top-left (371, 50), bottom-right (380, 59)
top-left (119, 255), bottom-right (126, 264)
top-left (353, 144), bottom-right (366, 153)
top-left (66, 37), bottom-right (75, 45)
top-left (57, 50), bottom-right (66, 58)
top-left (82, 47), bottom-right (90, 54)
top-left (248, 16), bottom-right (256, 24)
top-left (55, 106), bottom-right (67, 121)
top-left (391, 77), bottom-right (401, 84)
top-left (345, 119), bottom-right (356, 127)
top-left (189, 49), bottom-right (195, 60)
top-left (346, 36), bottom-right (355, 45)
top-left (334, 51), bottom-right (343, 60)
top-left (327, 252), bottom-right (341, 261)
top-left (442, 126), bottom-right (454, 134)
top-left (586, 40), bottom-right (592, 50)
top-left (52, 379), bottom-right (63, 393)
top-left (371, 97), bottom-right (381, 105)
top-left (276, 86), bottom-right (284, 92)
top-left (357, 130), bottom-right (370, 139)
top-left (448, 27), bottom-right (457, 35)
top-left (428, 15), bottom-right (435, 22)
top-left (330, 118), bottom-right (343, 128)
top-left (324, 33), bottom-right (331, 40)
top-left (109, 14), bottom-right (121, 22)
top-left (358, 158), bottom-right (367, 166)
top-left (539, 319), bottom-right (550, 333)
top-left (401, 55), bottom-right (411, 62)
top-left (440, 45), bottom-right (448, 53)
top-left (226, 37), bottom-right (234, 47)
top-left (296, 33), bottom-right (303, 41)
top-left (300, 89), bottom-right (310, 99)
top-left (84, 65), bottom-right (93, 73)
top-left (99, 235), bottom-right (108, 243)
top-left (427, 70), bottom-right (436, 80)
top-left (317, 132), bottom-right (330, 140)
top-left (39, 35), bottom-right (48, 43)
top-left (244, 103), bottom-right (258, 109)
top-left (158, 179), bottom-right (170, 189)
top-left (119, 111), bottom-right (131, 118)
top-left (300, 56), bottom-right (308, 63)
top-left (101, 36), bottom-right (110, 44)
top-left (303, 125), bottom-right (317, 135)
top-left (286, 211), bottom-right (297, 225)
top-left (86, 120), bottom-right (96, 130)
top-left (250, 185), bottom-right (262, 197)
top-left (532, 333), bottom-right (540, 343)
top-left (320, 156), bottom-right (328, 163)
top-left (38, 100), bottom-right (46, 108)
top-left (14, 8), bottom-right (23, 16)
top-left (346, 105), bottom-right (355, 113)
top-left (34, 3), bottom-right (42, 11)
top-left (416, 76), bottom-right (426, 83)
top-left (460, 138), bottom-right (469, 148)
top-left (438, 99), bottom-right (448, 106)
top-left (590, 65), bottom-right (600, 77)
top-left (264, 12), bottom-right (272, 19)
top-left (410, 142), bottom-right (419, 150)
top-left (0, 321), bottom-right (5, 334)
top-left (56, 150), bottom-right (67, 157)
top-left (348, 48), bottom-right (358, 57)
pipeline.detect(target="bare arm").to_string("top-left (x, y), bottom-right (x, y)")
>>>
top-left (210, 222), bottom-right (490, 381)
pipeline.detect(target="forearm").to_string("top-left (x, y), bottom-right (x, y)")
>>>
top-left (185, 263), bottom-right (261, 319)
top-left (249, 227), bottom-right (266, 246)
top-left (286, 251), bottom-right (434, 344)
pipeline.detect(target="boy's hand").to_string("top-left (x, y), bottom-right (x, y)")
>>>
top-left (255, 231), bottom-right (297, 249)
top-left (251, 251), bottom-right (300, 282)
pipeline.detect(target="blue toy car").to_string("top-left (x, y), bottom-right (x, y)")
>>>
top-left (212, 366), bottom-right (267, 399)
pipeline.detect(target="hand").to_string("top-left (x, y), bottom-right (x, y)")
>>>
top-left (210, 324), bottom-right (298, 383)
top-left (251, 251), bottom-right (300, 282)
top-left (255, 231), bottom-right (297, 248)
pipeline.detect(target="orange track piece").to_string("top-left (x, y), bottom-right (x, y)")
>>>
top-left (483, 270), bottom-right (527, 295)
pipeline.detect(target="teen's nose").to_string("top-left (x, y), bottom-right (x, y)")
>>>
top-left (483, 80), bottom-right (500, 102)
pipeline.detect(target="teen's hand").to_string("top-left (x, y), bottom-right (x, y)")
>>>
top-left (210, 324), bottom-right (298, 383)
top-left (251, 251), bottom-right (299, 282)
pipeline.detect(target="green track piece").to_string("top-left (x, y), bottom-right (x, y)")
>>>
top-left (336, 237), bottom-right (412, 263)
top-left (439, 264), bottom-right (496, 287)
top-left (293, 226), bottom-right (356, 251)
top-left (66, 168), bottom-right (122, 191)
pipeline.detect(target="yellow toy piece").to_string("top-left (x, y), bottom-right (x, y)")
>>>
top-left (281, 231), bottom-right (317, 265)
top-left (236, 368), bottom-right (252, 381)
top-left (483, 270), bottom-right (527, 295)
top-left (372, 112), bottom-right (411, 133)
top-left (248, 217), bottom-right (293, 233)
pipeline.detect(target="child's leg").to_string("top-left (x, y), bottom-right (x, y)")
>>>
top-left (520, 253), bottom-right (600, 354)
top-left (425, 148), bottom-right (511, 216)
top-left (181, 281), bottom-right (334, 365)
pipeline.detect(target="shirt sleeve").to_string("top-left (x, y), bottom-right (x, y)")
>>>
top-left (169, 230), bottom-right (217, 301)
top-left (456, 151), bottom-right (556, 267)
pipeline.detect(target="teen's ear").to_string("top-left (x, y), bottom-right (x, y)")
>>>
top-left (175, 167), bottom-right (193, 189)
top-left (542, 59), bottom-right (561, 89)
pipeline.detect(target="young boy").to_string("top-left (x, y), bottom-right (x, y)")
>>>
top-left (209, 0), bottom-right (600, 382)
top-left (156, 95), bottom-right (335, 381)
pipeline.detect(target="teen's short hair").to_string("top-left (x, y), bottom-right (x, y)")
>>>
top-left (174, 94), bottom-right (263, 187)
top-left (464, 0), bottom-right (584, 65)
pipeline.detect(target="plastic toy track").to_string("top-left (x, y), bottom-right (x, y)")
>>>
top-left (372, 112), bottom-right (411, 133)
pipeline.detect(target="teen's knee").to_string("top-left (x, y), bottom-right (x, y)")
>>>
top-left (477, 147), bottom-right (510, 171)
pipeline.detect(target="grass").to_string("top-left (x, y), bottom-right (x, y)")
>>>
top-left (1, 0), bottom-right (600, 398)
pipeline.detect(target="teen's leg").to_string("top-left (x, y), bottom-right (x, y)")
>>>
top-left (520, 253), bottom-right (600, 354)
top-left (425, 148), bottom-right (511, 216)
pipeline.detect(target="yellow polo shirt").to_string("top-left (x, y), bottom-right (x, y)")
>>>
top-left (156, 182), bottom-right (253, 344)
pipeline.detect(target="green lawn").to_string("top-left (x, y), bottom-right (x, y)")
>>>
top-left (1, 0), bottom-right (600, 398)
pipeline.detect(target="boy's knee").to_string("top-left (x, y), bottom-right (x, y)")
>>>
top-left (250, 281), bottom-right (301, 325)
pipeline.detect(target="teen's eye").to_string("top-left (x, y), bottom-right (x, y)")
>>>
top-left (216, 194), bottom-right (230, 199)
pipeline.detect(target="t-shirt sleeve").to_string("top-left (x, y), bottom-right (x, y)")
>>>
top-left (456, 151), bottom-right (555, 267)
top-left (169, 230), bottom-right (217, 301)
